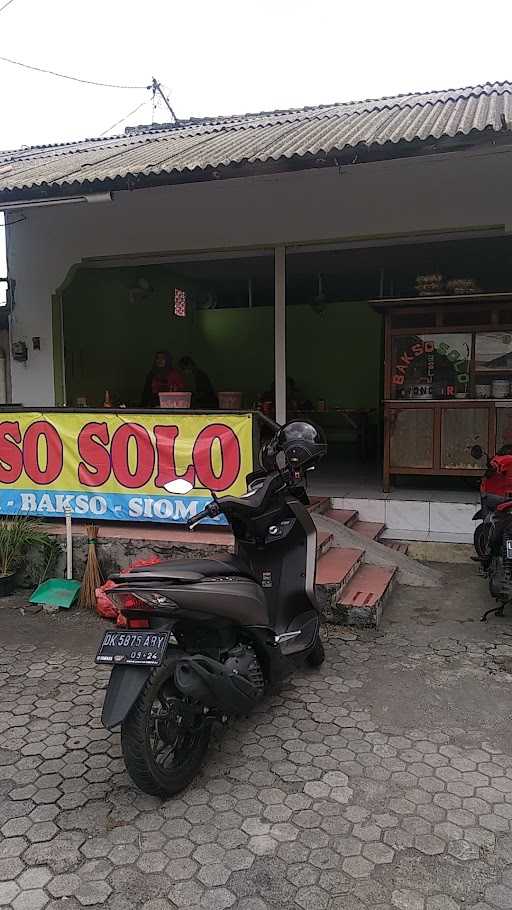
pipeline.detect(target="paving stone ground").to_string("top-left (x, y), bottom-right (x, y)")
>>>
top-left (1, 563), bottom-right (512, 908)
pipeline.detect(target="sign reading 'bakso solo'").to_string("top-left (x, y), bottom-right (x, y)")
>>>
top-left (0, 412), bottom-right (253, 523)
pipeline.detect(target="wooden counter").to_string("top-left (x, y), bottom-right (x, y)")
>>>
top-left (383, 398), bottom-right (512, 491)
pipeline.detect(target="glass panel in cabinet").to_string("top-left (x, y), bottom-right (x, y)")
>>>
top-left (475, 331), bottom-right (512, 371)
top-left (441, 408), bottom-right (489, 469)
top-left (496, 407), bottom-right (512, 451)
top-left (498, 308), bottom-right (512, 325)
top-left (389, 408), bottom-right (434, 469)
top-left (391, 333), bottom-right (471, 400)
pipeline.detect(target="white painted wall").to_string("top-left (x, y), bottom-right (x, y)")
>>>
top-left (5, 145), bottom-right (512, 405)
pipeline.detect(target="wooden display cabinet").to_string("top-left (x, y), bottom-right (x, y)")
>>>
top-left (370, 292), bottom-right (512, 491)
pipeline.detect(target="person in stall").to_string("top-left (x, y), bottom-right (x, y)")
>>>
top-left (141, 350), bottom-right (186, 408)
top-left (178, 356), bottom-right (218, 409)
top-left (263, 376), bottom-right (311, 411)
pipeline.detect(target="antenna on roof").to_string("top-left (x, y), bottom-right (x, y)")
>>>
top-left (151, 77), bottom-right (178, 124)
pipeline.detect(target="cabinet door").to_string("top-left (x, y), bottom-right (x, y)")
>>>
top-left (441, 407), bottom-right (489, 469)
top-left (389, 408), bottom-right (434, 469)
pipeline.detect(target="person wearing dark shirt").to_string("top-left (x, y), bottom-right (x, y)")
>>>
top-left (141, 350), bottom-right (186, 408)
top-left (178, 356), bottom-right (218, 409)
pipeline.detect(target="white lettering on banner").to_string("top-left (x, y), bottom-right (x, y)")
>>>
top-left (38, 494), bottom-right (56, 513)
top-left (12, 491), bottom-right (209, 522)
top-left (89, 496), bottom-right (107, 516)
top-left (153, 499), bottom-right (173, 520)
top-left (55, 494), bottom-right (74, 512)
top-left (127, 497), bottom-right (200, 520)
top-left (174, 500), bottom-right (197, 521)
top-left (21, 493), bottom-right (36, 511)
top-left (128, 498), bottom-right (143, 518)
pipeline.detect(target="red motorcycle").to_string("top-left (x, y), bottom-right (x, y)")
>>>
top-left (471, 444), bottom-right (512, 619)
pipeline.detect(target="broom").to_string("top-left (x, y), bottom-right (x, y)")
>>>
top-left (78, 525), bottom-right (103, 610)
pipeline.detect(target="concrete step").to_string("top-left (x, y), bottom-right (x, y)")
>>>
top-left (315, 546), bottom-right (364, 588)
top-left (316, 530), bottom-right (334, 557)
top-left (383, 540), bottom-right (410, 555)
top-left (323, 508), bottom-right (359, 528)
top-left (308, 497), bottom-right (331, 515)
top-left (335, 564), bottom-right (397, 628)
top-left (351, 519), bottom-right (386, 541)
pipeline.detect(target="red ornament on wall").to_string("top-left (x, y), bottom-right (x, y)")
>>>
top-left (174, 288), bottom-right (187, 317)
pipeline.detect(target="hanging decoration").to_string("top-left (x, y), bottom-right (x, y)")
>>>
top-left (174, 287), bottom-right (187, 317)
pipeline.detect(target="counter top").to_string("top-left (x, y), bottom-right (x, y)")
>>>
top-left (385, 399), bottom-right (512, 405)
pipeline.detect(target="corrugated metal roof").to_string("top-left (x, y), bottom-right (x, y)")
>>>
top-left (1, 81), bottom-right (511, 197)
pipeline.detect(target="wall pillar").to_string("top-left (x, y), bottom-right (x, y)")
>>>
top-left (274, 245), bottom-right (286, 425)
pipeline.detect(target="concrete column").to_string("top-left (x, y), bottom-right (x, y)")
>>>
top-left (274, 245), bottom-right (286, 425)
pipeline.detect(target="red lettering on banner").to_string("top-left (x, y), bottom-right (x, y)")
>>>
top-left (78, 422), bottom-right (111, 486)
top-left (0, 421), bottom-right (22, 483)
top-left (193, 424), bottom-right (241, 492)
top-left (23, 421), bottom-right (63, 485)
top-left (154, 425), bottom-right (195, 488)
top-left (111, 424), bottom-right (155, 489)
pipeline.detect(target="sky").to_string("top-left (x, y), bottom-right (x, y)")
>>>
top-left (0, 0), bottom-right (511, 152)
top-left (0, 0), bottom-right (511, 279)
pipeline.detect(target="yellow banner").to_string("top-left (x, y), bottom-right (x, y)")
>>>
top-left (0, 411), bottom-right (253, 523)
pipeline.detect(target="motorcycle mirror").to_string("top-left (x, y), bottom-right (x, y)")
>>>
top-left (470, 445), bottom-right (484, 460)
top-left (164, 479), bottom-right (194, 494)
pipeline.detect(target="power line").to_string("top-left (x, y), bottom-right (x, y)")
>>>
top-left (0, 54), bottom-right (148, 89)
top-left (0, 0), bottom-right (17, 14)
top-left (99, 98), bottom-right (150, 136)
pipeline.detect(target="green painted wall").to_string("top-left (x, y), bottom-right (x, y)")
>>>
top-left (63, 267), bottom-right (382, 411)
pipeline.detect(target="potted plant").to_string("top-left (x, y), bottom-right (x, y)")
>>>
top-left (0, 514), bottom-right (57, 596)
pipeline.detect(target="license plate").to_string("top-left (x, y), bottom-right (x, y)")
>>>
top-left (506, 540), bottom-right (512, 560)
top-left (95, 630), bottom-right (170, 667)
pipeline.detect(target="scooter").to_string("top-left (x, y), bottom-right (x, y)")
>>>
top-left (471, 443), bottom-right (512, 620)
top-left (95, 421), bottom-right (327, 796)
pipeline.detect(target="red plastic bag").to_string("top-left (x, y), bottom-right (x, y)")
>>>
top-left (95, 557), bottom-right (161, 621)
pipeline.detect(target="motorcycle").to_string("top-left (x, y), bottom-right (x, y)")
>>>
top-left (95, 421), bottom-right (327, 796)
top-left (471, 443), bottom-right (512, 620)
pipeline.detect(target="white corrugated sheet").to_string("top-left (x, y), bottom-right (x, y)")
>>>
top-left (0, 81), bottom-right (511, 196)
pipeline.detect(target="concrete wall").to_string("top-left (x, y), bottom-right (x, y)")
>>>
top-left (63, 262), bottom-right (381, 411)
top-left (6, 145), bottom-right (512, 405)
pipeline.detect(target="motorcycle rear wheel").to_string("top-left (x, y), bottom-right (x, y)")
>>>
top-left (121, 653), bottom-right (210, 797)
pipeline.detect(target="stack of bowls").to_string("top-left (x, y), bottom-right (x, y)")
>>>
top-left (492, 380), bottom-right (510, 399)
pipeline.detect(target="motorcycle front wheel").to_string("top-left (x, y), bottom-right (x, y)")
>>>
top-left (474, 522), bottom-right (490, 559)
top-left (306, 635), bottom-right (325, 667)
top-left (121, 653), bottom-right (210, 797)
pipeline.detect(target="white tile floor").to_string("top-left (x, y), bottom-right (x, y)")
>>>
top-left (310, 460), bottom-right (479, 504)
top-left (310, 458), bottom-right (479, 543)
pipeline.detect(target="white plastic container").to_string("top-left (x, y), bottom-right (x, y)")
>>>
top-left (492, 380), bottom-right (510, 399)
top-left (159, 392), bottom-right (192, 409)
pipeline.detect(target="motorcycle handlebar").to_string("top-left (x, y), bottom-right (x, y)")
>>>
top-left (187, 501), bottom-right (221, 530)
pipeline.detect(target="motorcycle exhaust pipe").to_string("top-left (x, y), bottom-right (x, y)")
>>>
top-left (174, 655), bottom-right (262, 716)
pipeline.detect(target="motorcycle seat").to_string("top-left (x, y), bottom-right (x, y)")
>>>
top-left (126, 555), bottom-right (256, 582)
top-left (497, 501), bottom-right (512, 513)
